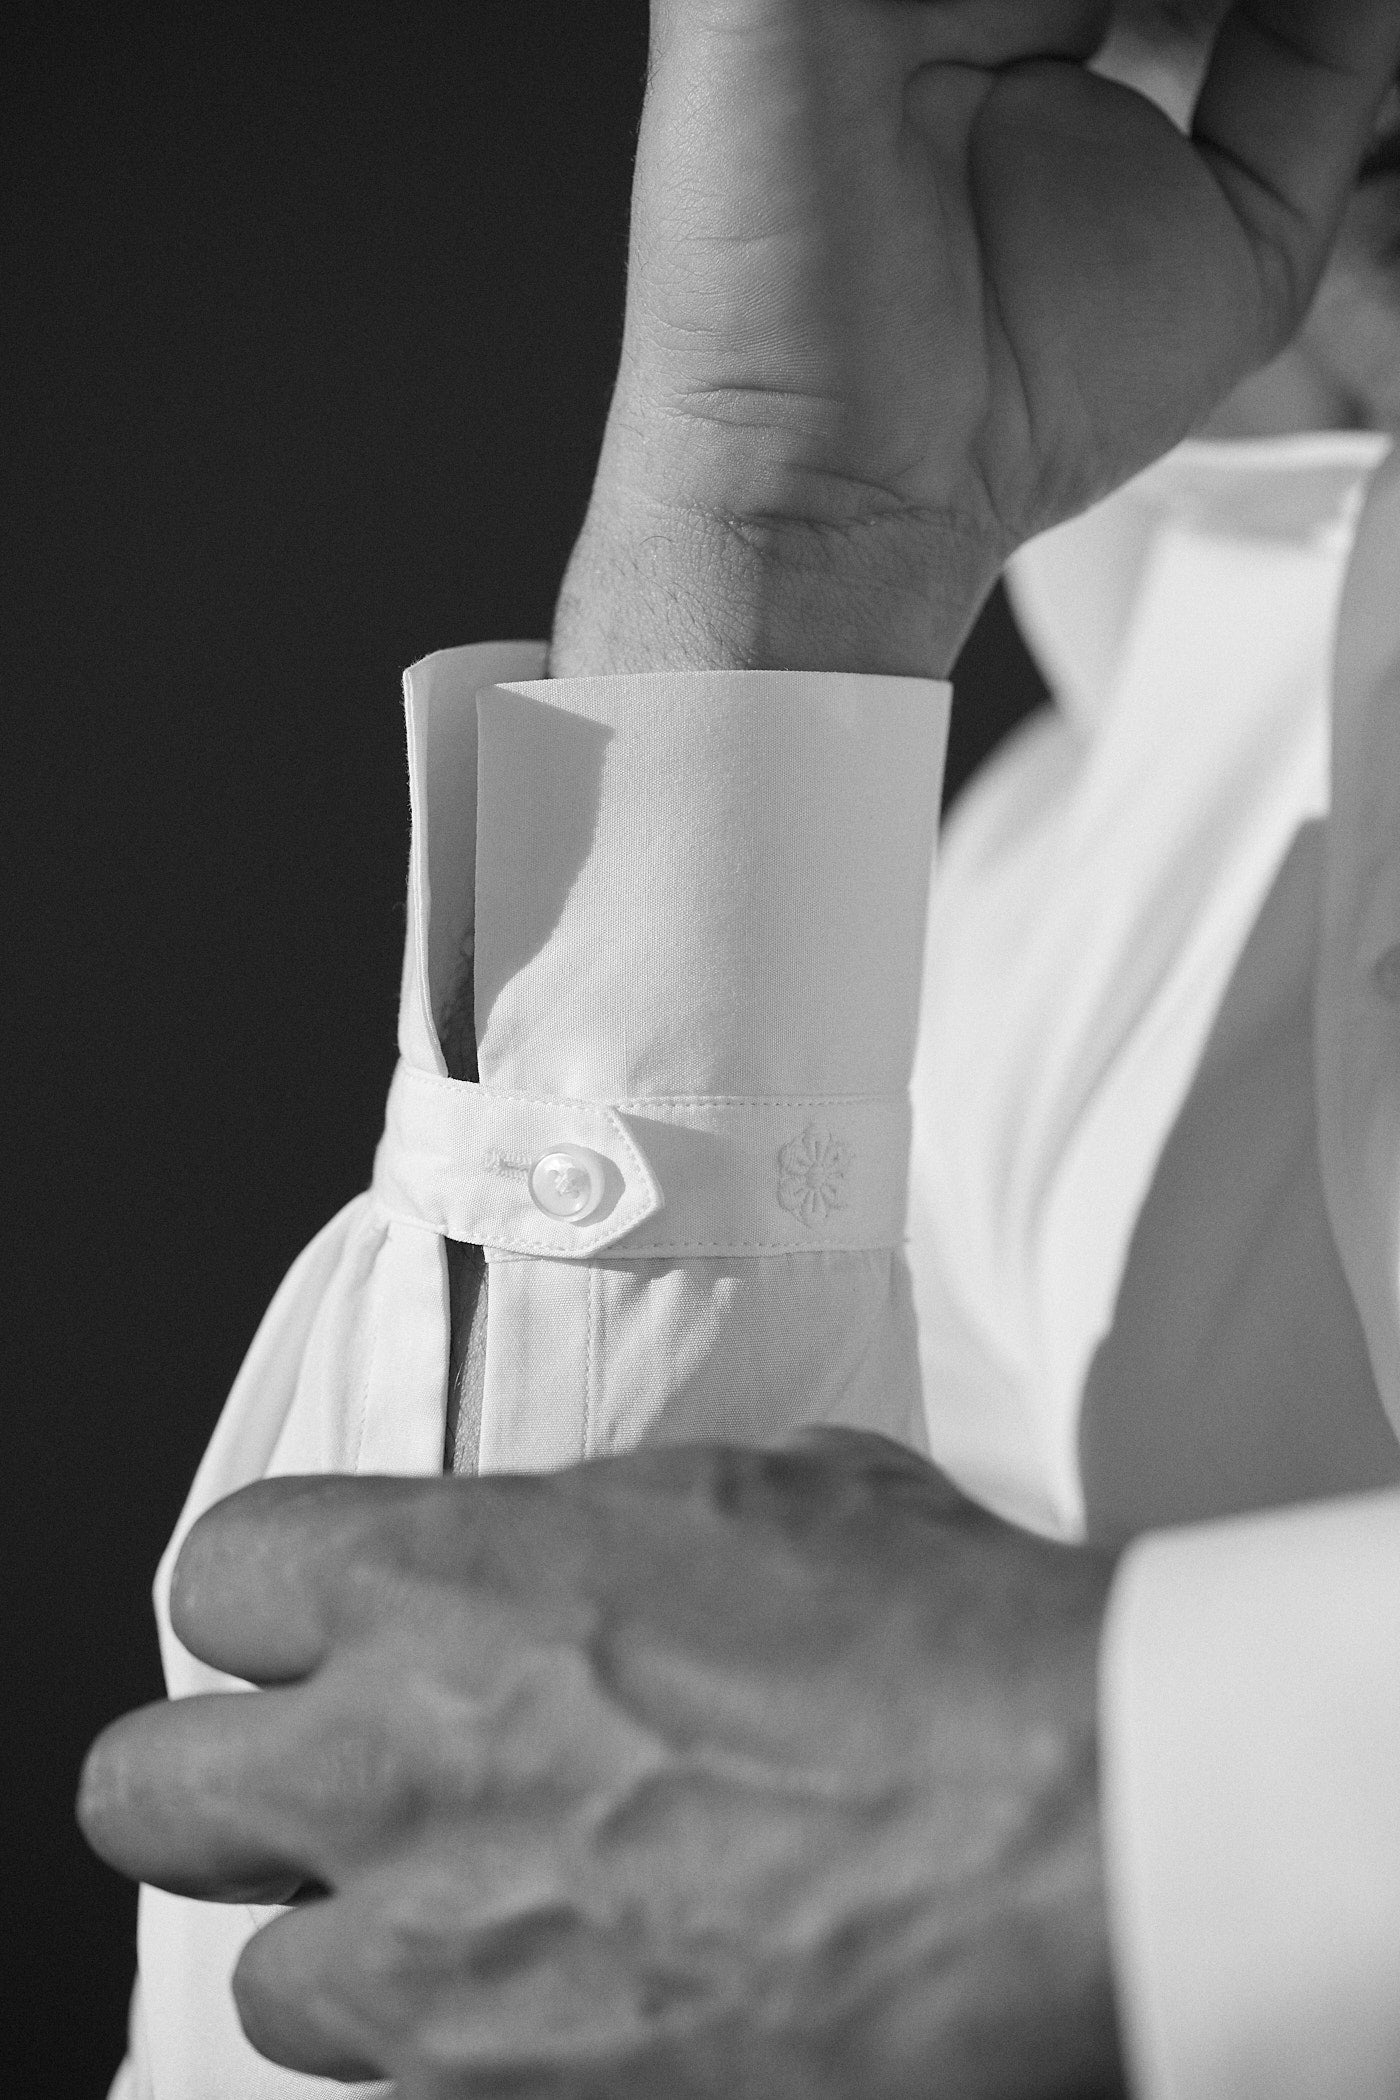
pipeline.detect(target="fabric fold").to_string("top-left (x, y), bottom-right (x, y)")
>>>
top-left (912, 431), bottom-right (1393, 1536)
top-left (473, 667), bottom-right (948, 1100)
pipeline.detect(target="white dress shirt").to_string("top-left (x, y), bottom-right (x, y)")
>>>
top-left (913, 428), bottom-right (1400, 1539)
top-left (1096, 441), bottom-right (1400, 2100)
top-left (116, 431), bottom-right (1400, 2099)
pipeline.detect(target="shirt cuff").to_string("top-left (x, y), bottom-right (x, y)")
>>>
top-left (472, 660), bottom-right (950, 1099)
top-left (389, 644), bottom-right (951, 1258)
top-left (1099, 1492), bottom-right (1400, 2100)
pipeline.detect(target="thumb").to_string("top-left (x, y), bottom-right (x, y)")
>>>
top-left (1193, 2), bottom-right (1400, 352)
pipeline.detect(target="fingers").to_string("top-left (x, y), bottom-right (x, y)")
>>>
top-left (233, 1874), bottom-right (648, 2094)
top-left (169, 1472), bottom-right (433, 1683)
top-left (232, 1898), bottom-right (388, 2082)
top-left (77, 1687), bottom-right (325, 1901)
top-left (1194, 1), bottom-right (1400, 335)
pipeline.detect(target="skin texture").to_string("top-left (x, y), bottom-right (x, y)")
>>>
top-left (79, 4), bottom-right (1400, 2092)
top-left (1095, 4), bottom-right (1400, 436)
top-left (549, 0), bottom-right (1400, 679)
top-left (80, 1435), bottom-right (1122, 2098)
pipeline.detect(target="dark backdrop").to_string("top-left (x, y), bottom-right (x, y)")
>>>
top-left (6, 7), bottom-right (1047, 2088)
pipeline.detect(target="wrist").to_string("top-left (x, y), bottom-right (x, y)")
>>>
top-left (548, 482), bottom-right (997, 682)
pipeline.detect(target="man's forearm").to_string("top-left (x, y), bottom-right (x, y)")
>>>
top-left (549, 485), bottom-right (994, 679)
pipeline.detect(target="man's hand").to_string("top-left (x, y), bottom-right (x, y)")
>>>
top-left (79, 1434), bottom-right (1122, 2097)
top-left (551, 0), bottom-right (1400, 677)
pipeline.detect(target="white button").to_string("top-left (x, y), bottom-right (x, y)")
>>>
top-left (529, 1145), bottom-right (608, 1224)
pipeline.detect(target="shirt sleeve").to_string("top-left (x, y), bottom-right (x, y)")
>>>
top-left (106, 1982), bottom-right (152, 2100)
top-left (129, 646), bottom-right (953, 2100)
top-left (1057, 451), bottom-right (1400, 2099)
top-left (1099, 1489), bottom-right (1400, 2100)
top-left (370, 650), bottom-right (953, 1476)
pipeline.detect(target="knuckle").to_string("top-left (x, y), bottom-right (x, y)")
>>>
top-left (309, 1719), bottom-right (423, 1835)
top-left (354, 1898), bottom-right (453, 1997)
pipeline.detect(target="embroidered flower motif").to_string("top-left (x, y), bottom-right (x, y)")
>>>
top-left (776, 1125), bottom-right (852, 1228)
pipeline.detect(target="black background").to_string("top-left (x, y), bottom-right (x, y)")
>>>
top-left (7, 6), bottom-right (1046, 2088)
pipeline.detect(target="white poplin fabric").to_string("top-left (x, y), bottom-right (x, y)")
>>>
top-left (1095, 444), bottom-right (1400, 2100)
top-left (117, 433), bottom-right (1400, 2100)
top-left (121, 654), bottom-right (949, 2096)
top-left (911, 431), bottom-right (1400, 1538)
